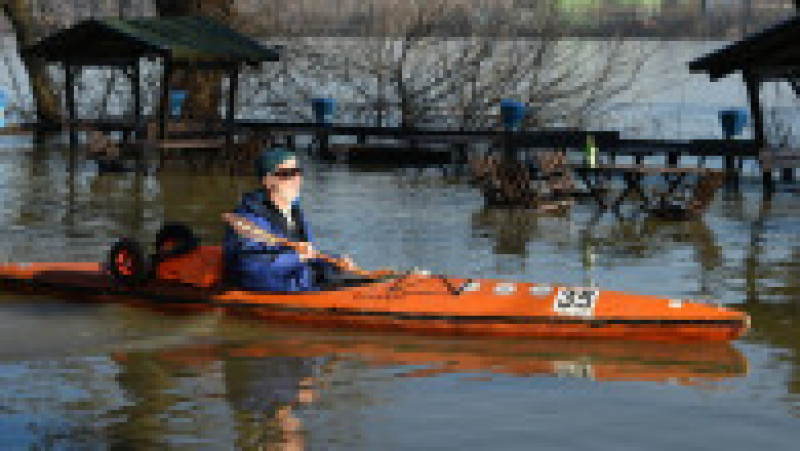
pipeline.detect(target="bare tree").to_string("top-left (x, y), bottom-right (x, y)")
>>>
top-left (1, 0), bottom-right (61, 122)
top-left (266, 0), bottom-right (653, 131)
top-left (763, 81), bottom-right (799, 150)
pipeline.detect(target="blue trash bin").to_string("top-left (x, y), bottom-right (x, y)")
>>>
top-left (170, 90), bottom-right (187, 118)
top-left (718, 108), bottom-right (748, 139)
top-left (0, 88), bottom-right (7, 128)
top-left (500, 100), bottom-right (525, 131)
top-left (312, 98), bottom-right (336, 126)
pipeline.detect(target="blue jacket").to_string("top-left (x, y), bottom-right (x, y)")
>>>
top-left (223, 189), bottom-right (319, 292)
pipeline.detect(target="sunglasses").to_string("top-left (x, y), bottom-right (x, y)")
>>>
top-left (272, 167), bottom-right (303, 179)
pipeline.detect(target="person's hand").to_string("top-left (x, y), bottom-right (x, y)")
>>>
top-left (297, 243), bottom-right (321, 261)
top-left (339, 255), bottom-right (357, 272)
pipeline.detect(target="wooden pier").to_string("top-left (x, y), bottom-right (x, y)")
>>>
top-left (0, 118), bottom-right (767, 174)
top-left (1, 115), bottom-right (790, 220)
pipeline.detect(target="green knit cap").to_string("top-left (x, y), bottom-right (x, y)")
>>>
top-left (255, 147), bottom-right (296, 178)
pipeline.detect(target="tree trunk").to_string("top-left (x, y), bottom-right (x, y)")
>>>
top-left (155, 0), bottom-right (239, 123)
top-left (2, 0), bottom-right (62, 123)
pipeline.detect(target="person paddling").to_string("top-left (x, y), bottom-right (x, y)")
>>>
top-left (223, 148), bottom-right (355, 292)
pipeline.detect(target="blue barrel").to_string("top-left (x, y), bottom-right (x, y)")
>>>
top-left (718, 108), bottom-right (748, 139)
top-left (312, 98), bottom-right (336, 126)
top-left (0, 88), bottom-right (7, 128)
top-left (500, 99), bottom-right (525, 131)
top-left (170, 90), bottom-right (187, 118)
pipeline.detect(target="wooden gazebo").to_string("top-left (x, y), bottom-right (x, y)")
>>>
top-left (24, 16), bottom-right (280, 148)
top-left (689, 14), bottom-right (799, 191)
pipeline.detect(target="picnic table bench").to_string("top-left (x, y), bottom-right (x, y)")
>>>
top-left (570, 165), bottom-right (724, 221)
top-left (760, 148), bottom-right (800, 171)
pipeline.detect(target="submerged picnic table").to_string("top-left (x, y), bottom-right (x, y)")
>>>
top-left (570, 165), bottom-right (724, 221)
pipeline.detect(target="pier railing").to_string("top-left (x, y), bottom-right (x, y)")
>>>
top-left (2, 117), bottom-right (759, 158)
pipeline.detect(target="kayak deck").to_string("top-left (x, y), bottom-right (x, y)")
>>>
top-left (0, 261), bottom-right (749, 342)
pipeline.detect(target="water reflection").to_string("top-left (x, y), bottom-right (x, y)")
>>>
top-left (99, 323), bottom-right (748, 447)
top-left (471, 206), bottom-right (556, 256)
top-left (106, 345), bottom-right (316, 449)
top-left (470, 203), bottom-right (723, 274)
top-left (224, 352), bottom-right (318, 449)
top-left (0, 299), bottom-right (748, 448)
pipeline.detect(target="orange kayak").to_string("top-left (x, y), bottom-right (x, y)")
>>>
top-left (0, 245), bottom-right (749, 342)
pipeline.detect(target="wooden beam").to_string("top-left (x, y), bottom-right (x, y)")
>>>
top-left (156, 139), bottom-right (225, 150)
top-left (690, 16), bottom-right (800, 80)
top-left (158, 58), bottom-right (172, 140)
top-left (65, 62), bottom-right (77, 148)
top-left (171, 60), bottom-right (266, 71)
top-left (121, 61), bottom-right (141, 143)
top-left (226, 66), bottom-right (239, 148)
top-left (744, 71), bottom-right (766, 148)
top-left (790, 75), bottom-right (800, 97)
top-left (744, 70), bottom-right (773, 194)
top-left (752, 65), bottom-right (800, 81)
top-left (48, 57), bottom-right (143, 67)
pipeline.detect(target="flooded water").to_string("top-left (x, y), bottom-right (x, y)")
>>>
top-left (0, 144), bottom-right (798, 449)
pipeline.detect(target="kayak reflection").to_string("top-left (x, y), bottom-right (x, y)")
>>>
top-left (107, 324), bottom-right (746, 447)
top-left (139, 322), bottom-right (748, 387)
top-left (213, 325), bottom-right (748, 385)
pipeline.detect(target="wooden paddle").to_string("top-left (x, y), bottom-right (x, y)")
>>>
top-left (222, 212), bottom-right (395, 278)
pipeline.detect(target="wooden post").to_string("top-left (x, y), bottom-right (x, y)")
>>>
top-left (410, 133), bottom-right (420, 152)
top-left (744, 71), bottom-right (772, 194)
top-left (319, 129), bottom-right (330, 158)
top-left (502, 130), bottom-right (514, 162)
top-left (122, 61), bottom-right (144, 172)
top-left (668, 152), bottom-right (678, 167)
top-left (65, 62), bottom-right (77, 149)
top-left (158, 58), bottom-right (172, 141)
top-left (226, 65), bottom-right (239, 148)
top-left (724, 147), bottom-right (738, 190)
top-left (453, 142), bottom-right (467, 166)
top-left (132, 60), bottom-right (141, 138)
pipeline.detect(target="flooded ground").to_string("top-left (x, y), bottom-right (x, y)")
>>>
top-left (0, 144), bottom-right (798, 449)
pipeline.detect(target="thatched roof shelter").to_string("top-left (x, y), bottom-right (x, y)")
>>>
top-left (27, 16), bottom-right (279, 66)
top-left (690, 14), bottom-right (799, 190)
top-left (25, 16), bottom-right (281, 145)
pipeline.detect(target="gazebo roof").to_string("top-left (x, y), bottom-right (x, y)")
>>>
top-left (689, 14), bottom-right (800, 80)
top-left (26, 16), bottom-right (280, 66)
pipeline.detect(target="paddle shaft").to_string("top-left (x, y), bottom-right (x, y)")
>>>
top-left (222, 212), bottom-right (378, 277)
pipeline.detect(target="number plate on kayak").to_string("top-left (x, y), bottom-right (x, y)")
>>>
top-left (554, 288), bottom-right (598, 317)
